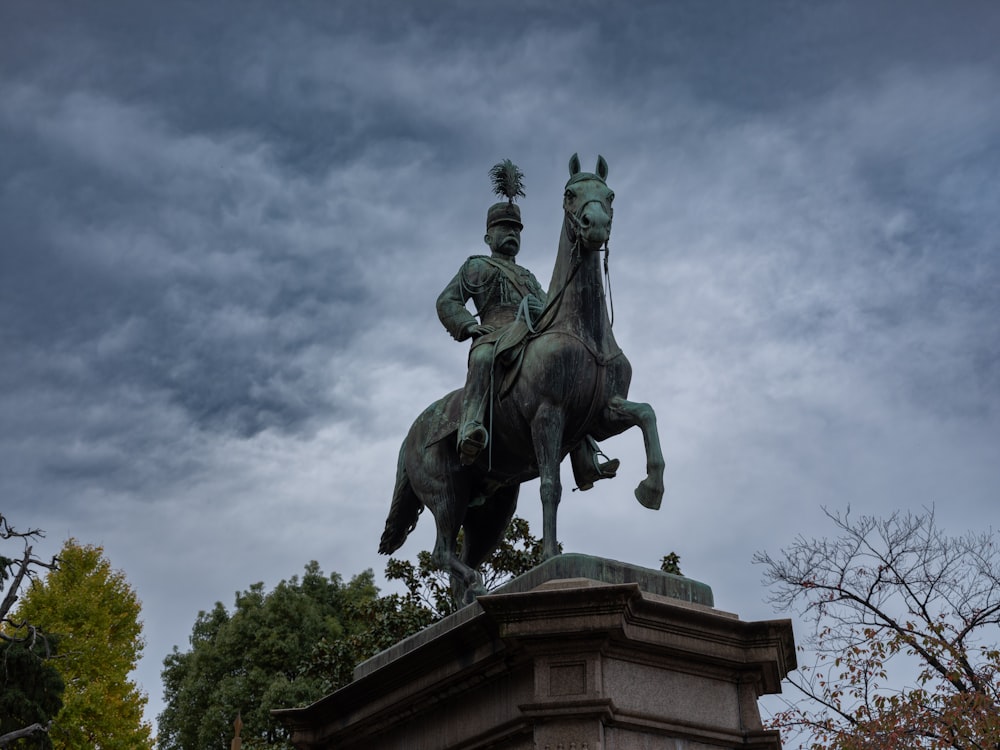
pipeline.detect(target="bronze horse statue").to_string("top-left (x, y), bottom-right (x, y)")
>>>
top-left (380, 154), bottom-right (664, 604)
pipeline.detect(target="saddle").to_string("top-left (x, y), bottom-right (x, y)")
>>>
top-left (423, 389), bottom-right (463, 449)
top-left (494, 316), bottom-right (533, 396)
top-left (422, 320), bottom-right (534, 451)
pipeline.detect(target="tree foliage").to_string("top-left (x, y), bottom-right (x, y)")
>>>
top-left (13, 540), bottom-right (152, 750)
top-left (659, 552), bottom-right (682, 576)
top-left (158, 563), bottom-right (380, 750)
top-left (755, 507), bottom-right (1000, 750)
top-left (302, 588), bottom-right (436, 694)
top-left (0, 515), bottom-right (62, 750)
top-left (159, 517), bottom-right (552, 747)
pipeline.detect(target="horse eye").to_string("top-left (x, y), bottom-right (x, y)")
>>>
top-left (564, 189), bottom-right (575, 200)
top-left (608, 192), bottom-right (615, 203)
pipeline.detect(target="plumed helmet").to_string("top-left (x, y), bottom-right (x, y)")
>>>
top-left (487, 158), bottom-right (525, 229)
top-left (486, 201), bottom-right (523, 230)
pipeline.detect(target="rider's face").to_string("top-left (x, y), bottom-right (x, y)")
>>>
top-left (486, 221), bottom-right (521, 257)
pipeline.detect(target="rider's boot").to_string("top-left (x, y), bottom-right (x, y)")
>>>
top-left (458, 347), bottom-right (491, 465)
top-left (458, 422), bottom-right (488, 466)
top-left (571, 436), bottom-right (620, 491)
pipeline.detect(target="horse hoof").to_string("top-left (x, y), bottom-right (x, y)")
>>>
top-left (635, 481), bottom-right (663, 510)
top-left (465, 583), bottom-right (488, 605)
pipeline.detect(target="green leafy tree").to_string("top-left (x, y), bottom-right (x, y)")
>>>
top-left (303, 589), bottom-right (436, 694)
top-left (306, 515), bottom-right (553, 694)
top-left (161, 517), bottom-right (553, 747)
top-left (158, 563), bottom-right (380, 750)
top-left (0, 638), bottom-right (65, 750)
top-left (0, 515), bottom-right (62, 749)
top-left (659, 552), bottom-right (682, 575)
top-left (755, 507), bottom-right (1000, 750)
top-left (12, 540), bottom-right (152, 750)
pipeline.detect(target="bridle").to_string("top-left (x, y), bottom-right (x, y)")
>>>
top-left (563, 196), bottom-right (613, 249)
top-left (562, 190), bottom-right (615, 327)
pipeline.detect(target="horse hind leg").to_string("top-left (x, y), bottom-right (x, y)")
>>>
top-left (429, 495), bottom-right (486, 607)
top-left (461, 484), bottom-right (520, 573)
top-left (604, 396), bottom-right (664, 510)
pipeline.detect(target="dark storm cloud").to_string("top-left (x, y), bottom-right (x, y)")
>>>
top-left (0, 37), bottom-right (383, 500)
top-left (620, 56), bottom-right (1000, 425)
top-left (0, 83), bottom-right (369, 435)
top-left (3, 0), bottom-right (994, 507)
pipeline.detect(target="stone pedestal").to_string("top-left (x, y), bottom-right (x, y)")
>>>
top-left (275, 556), bottom-right (796, 749)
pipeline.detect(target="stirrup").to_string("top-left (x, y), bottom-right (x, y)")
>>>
top-left (575, 457), bottom-right (620, 492)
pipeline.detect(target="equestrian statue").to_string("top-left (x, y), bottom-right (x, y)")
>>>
top-left (379, 155), bottom-right (664, 605)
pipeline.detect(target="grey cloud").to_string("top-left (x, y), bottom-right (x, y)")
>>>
top-left (2, 1), bottom-right (999, 736)
top-left (0, 82), bottom-right (378, 505)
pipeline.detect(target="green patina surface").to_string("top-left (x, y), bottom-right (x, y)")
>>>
top-left (381, 157), bottom-right (667, 608)
top-left (494, 553), bottom-right (714, 607)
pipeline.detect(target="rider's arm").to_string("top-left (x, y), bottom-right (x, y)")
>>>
top-left (436, 258), bottom-right (491, 341)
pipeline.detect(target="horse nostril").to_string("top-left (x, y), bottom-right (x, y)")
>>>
top-left (580, 214), bottom-right (591, 227)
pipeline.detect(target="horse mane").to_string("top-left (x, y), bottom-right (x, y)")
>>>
top-left (547, 208), bottom-right (581, 301)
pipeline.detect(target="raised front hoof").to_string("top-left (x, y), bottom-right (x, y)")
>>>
top-left (634, 480), bottom-right (663, 510)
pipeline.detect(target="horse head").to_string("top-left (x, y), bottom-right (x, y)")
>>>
top-left (564, 153), bottom-right (614, 252)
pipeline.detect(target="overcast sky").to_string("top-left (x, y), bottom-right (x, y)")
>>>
top-left (3, 0), bottom-right (999, 737)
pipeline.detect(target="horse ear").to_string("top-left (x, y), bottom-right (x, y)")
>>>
top-left (596, 154), bottom-right (609, 180)
top-left (568, 153), bottom-right (581, 177)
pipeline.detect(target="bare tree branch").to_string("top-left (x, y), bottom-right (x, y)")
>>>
top-left (0, 721), bottom-right (52, 748)
top-left (754, 506), bottom-right (1000, 750)
top-left (0, 514), bottom-right (58, 620)
top-left (0, 514), bottom-right (63, 746)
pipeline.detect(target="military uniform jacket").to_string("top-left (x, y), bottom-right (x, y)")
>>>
top-left (437, 255), bottom-right (547, 344)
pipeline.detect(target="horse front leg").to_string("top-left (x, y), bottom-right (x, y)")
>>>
top-left (605, 396), bottom-right (664, 510)
top-left (531, 403), bottom-right (565, 559)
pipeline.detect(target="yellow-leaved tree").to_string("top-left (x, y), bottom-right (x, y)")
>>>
top-left (13, 540), bottom-right (153, 750)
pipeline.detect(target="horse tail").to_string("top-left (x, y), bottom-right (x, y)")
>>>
top-left (378, 439), bottom-right (423, 555)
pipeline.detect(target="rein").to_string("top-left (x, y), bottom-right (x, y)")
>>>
top-left (604, 240), bottom-right (614, 328)
top-left (562, 199), bottom-right (615, 328)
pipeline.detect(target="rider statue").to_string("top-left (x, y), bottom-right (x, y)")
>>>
top-left (436, 159), bottom-right (618, 490)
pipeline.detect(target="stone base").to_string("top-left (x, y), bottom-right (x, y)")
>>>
top-left (275, 556), bottom-right (796, 749)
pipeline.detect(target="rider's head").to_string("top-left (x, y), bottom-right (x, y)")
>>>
top-left (485, 202), bottom-right (523, 258)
